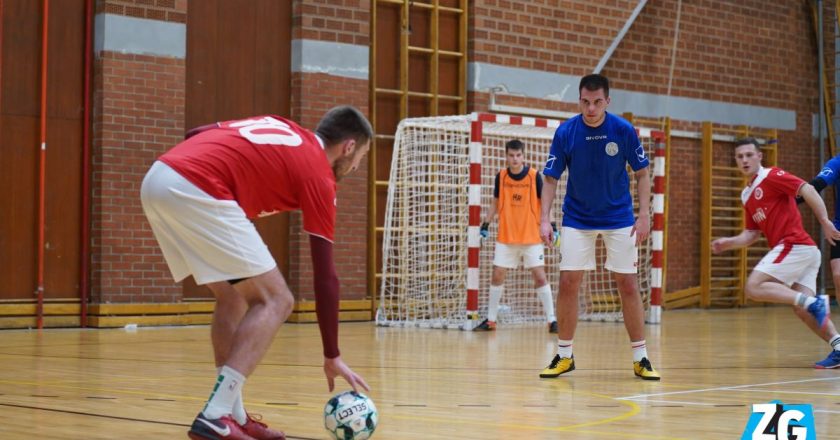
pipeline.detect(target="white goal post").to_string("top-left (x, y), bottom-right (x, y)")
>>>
top-left (377, 113), bottom-right (666, 329)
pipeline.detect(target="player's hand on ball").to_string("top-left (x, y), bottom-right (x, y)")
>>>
top-left (324, 356), bottom-right (370, 393)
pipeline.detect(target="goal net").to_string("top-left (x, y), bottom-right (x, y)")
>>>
top-left (377, 113), bottom-right (665, 329)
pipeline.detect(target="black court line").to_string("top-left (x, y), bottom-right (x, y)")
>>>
top-left (86, 396), bottom-right (117, 400)
top-left (651, 405), bottom-right (684, 408)
top-left (144, 398), bottom-right (176, 402)
top-left (266, 402), bottom-right (299, 406)
top-left (0, 402), bottom-right (188, 427)
top-left (30, 395), bottom-right (59, 398)
top-left (0, 403), bottom-right (320, 440)
top-left (586, 405), bottom-right (620, 408)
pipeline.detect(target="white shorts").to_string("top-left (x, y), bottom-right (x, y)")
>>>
top-left (558, 226), bottom-right (638, 273)
top-left (753, 244), bottom-right (821, 293)
top-left (493, 243), bottom-right (545, 269)
top-left (140, 161), bottom-right (276, 285)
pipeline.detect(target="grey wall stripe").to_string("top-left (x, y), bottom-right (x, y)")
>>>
top-left (291, 40), bottom-right (369, 80)
top-left (469, 62), bottom-right (797, 131)
top-left (94, 14), bottom-right (185, 59)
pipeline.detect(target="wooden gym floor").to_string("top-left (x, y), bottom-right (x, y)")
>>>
top-left (1, 306), bottom-right (838, 439)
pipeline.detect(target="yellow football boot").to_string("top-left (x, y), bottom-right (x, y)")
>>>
top-left (539, 354), bottom-right (575, 378)
top-left (633, 357), bottom-right (661, 380)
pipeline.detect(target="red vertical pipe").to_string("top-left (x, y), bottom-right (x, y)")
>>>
top-left (80, 0), bottom-right (92, 327)
top-left (36, 0), bottom-right (49, 330)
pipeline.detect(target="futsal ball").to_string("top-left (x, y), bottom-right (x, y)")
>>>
top-left (323, 390), bottom-right (378, 440)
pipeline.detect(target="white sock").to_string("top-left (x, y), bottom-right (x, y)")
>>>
top-left (831, 335), bottom-right (840, 352)
top-left (631, 340), bottom-right (648, 362)
top-left (557, 339), bottom-right (573, 358)
top-left (487, 285), bottom-right (504, 322)
top-left (217, 367), bottom-right (248, 425)
top-left (537, 284), bottom-right (555, 323)
top-left (203, 366), bottom-right (246, 420)
top-left (794, 292), bottom-right (816, 308)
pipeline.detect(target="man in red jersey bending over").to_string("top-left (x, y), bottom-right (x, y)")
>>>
top-left (712, 138), bottom-right (840, 364)
top-left (141, 106), bottom-right (372, 440)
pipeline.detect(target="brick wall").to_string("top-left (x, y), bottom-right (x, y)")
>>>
top-left (470, 0), bottom-right (825, 293)
top-left (96, 0), bottom-right (187, 22)
top-left (87, 0), bottom-right (829, 303)
top-left (289, 72), bottom-right (371, 301)
top-left (288, 1), bottom-right (373, 301)
top-left (294, 0), bottom-right (371, 45)
top-left (92, 0), bottom-right (186, 303)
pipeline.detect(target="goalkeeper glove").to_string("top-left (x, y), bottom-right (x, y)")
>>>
top-left (551, 222), bottom-right (560, 247)
top-left (480, 222), bottom-right (490, 245)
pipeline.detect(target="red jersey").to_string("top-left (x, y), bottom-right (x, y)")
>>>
top-left (159, 115), bottom-right (337, 242)
top-left (741, 167), bottom-right (814, 248)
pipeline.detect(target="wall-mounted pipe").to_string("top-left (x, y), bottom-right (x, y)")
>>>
top-left (80, 0), bottom-right (92, 327)
top-left (36, 0), bottom-right (49, 330)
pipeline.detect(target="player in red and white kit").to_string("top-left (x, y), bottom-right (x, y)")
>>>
top-left (712, 138), bottom-right (840, 361)
top-left (140, 107), bottom-right (372, 440)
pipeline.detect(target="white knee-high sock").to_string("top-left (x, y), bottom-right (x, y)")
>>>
top-left (537, 284), bottom-right (555, 322)
top-left (794, 292), bottom-right (816, 308)
top-left (631, 340), bottom-right (648, 362)
top-left (830, 334), bottom-right (840, 352)
top-left (217, 366), bottom-right (248, 424)
top-left (203, 366), bottom-right (246, 420)
top-left (488, 285), bottom-right (504, 321)
top-left (557, 339), bottom-right (573, 358)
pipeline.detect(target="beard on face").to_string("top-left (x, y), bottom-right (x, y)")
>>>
top-left (332, 154), bottom-right (354, 182)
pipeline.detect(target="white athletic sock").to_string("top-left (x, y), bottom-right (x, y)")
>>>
top-left (631, 340), bottom-right (648, 362)
top-left (487, 285), bottom-right (504, 322)
top-left (537, 284), bottom-right (556, 323)
top-left (557, 339), bottom-right (573, 358)
top-left (794, 292), bottom-right (816, 308)
top-left (217, 367), bottom-right (248, 425)
top-left (831, 335), bottom-right (840, 352)
top-left (203, 365), bottom-right (246, 420)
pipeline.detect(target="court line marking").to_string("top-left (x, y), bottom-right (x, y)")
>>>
top-left (0, 379), bottom-right (686, 439)
top-left (0, 403), bottom-right (319, 440)
top-left (617, 377), bottom-right (840, 400)
top-left (0, 402), bottom-right (188, 427)
top-left (731, 389), bottom-right (840, 397)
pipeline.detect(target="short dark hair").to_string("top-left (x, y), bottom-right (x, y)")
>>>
top-left (315, 106), bottom-right (373, 148)
top-left (734, 137), bottom-right (761, 152)
top-left (579, 74), bottom-right (610, 97)
top-left (505, 139), bottom-right (525, 152)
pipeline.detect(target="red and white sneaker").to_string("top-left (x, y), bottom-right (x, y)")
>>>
top-left (188, 413), bottom-right (257, 440)
top-left (240, 414), bottom-right (286, 440)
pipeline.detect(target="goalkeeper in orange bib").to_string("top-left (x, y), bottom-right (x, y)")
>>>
top-left (475, 139), bottom-right (558, 333)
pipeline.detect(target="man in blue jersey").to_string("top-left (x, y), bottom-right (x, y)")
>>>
top-left (801, 156), bottom-right (840, 368)
top-left (538, 74), bottom-right (660, 380)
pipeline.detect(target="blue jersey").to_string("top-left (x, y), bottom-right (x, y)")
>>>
top-left (543, 112), bottom-right (649, 229)
top-left (817, 155), bottom-right (840, 229)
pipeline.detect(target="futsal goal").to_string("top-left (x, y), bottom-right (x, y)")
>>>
top-left (376, 113), bottom-right (666, 329)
